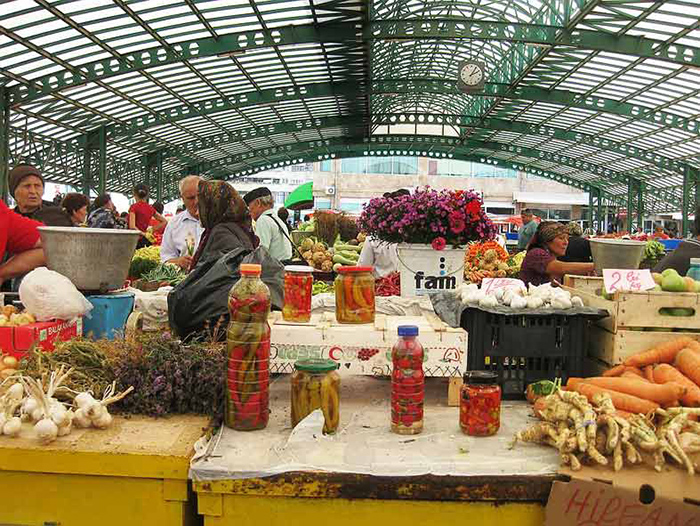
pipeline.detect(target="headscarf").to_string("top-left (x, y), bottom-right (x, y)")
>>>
top-left (528, 221), bottom-right (568, 251)
top-left (567, 221), bottom-right (583, 237)
top-left (190, 180), bottom-right (257, 269)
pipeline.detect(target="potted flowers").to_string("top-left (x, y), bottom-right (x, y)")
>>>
top-left (358, 187), bottom-right (496, 296)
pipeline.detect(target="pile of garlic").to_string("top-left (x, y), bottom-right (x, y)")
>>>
top-left (459, 282), bottom-right (585, 310)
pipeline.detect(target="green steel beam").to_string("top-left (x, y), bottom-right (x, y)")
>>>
top-left (0, 88), bottom-right (8, 202)
top-left (97, 126), bottom-right (106, 194)
top-left (626, 178), bottom-right (643, 232)
top-left (373, 80), bottom-right (700, 136)
top-left (6, 23), bottom-right (360, 106)
top-left (366, 19), bottom-right (700, 70)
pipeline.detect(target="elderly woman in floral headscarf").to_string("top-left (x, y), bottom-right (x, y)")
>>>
top-left (519, 221), bottom-right (595, 286)
top-left (189, 180), bottom-right (259, 270)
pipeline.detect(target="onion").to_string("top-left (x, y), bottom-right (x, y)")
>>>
top-left (34, 418), bottom-right (58, 444)
top-left (2, 355), bottom-right (18, 369)
top-left (2, 417), bottom-right (21, 437)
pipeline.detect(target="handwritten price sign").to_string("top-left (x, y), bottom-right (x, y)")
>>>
top-left (603, 269), bottom-right (656, 294)
top-left (481, 277), bottom-right (526, 294)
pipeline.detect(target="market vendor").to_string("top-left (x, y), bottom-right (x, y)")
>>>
top-left (7, 164), bottom-right (72, 226)
top-left (60, 193), bottom-right (89, 226)
top-left (0, 200), bottom-right (46, 284)
top-left (189, 180), bottom-right (259, 269)
top-left (243, 186), bottom-right (292, 263)
top-left (161, 176), bottom-right (204, 270)
top-left (559, 221), bottom-right (592, 263)
top-left (357, 189), bottom-right (409, 278)
top-left (517, 209), bottom-right (538, 251)
top-left (653, 208), bottom-right (700, 276)
top-left (520, 221), bottom-right (595, 286)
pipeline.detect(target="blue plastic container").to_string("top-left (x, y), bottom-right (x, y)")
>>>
top-left (83, 292), bottom-right (135, 340)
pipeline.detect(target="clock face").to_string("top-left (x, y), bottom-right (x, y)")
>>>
top-left (460, 62), bottom-right (484, 86)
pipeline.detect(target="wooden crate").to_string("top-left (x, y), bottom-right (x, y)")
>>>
top-left (563, 275), bottom-right (605, 296)
top-left (587, 325), bottom-right (700, 366)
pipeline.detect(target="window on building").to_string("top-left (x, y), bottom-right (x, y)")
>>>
top-left (315, 198), bottom-right (332, 210)
top-left (486, 207), bottom-right (514, 215)
top-left (341, 157), bottom-right (366, 174)
top-left (319, 160), bottom-right (332, 172)
top-left (549, 209), bottom-right (571, 220)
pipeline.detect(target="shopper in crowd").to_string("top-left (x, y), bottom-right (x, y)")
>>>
top-left (358, 189), bottom-right (409, 278)
top-left (129, 183), bottom-right (166, 249)
top-left (7, 164), bottom-right (72, 226)
top-left (244, 187), bottom-right (292, 263)
top-left (61, 193), bottom-right (90, 226)
top-left (654, 207), bottom-right (700, 276)
top-left (161, 175), bottom-right (204, 270)
top-left (653, 225), bottom-right (670, 240)
top-left (559, 221), bottom-right (592, 263)
top-left (519, 221), bottom-right (595, 286)
top-left (517, 209), bottom-right (538, 251)
top-left (88, 193), bottom-right (123, 229)
top-left (189, 180), bottom-right (258, 270)
top-left (277, 206), bottom-right (292, 233)
top-left (0, 200), bottom-right (46, 286)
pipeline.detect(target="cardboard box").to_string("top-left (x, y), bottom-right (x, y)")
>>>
top-left (546, 464), bottom-right (700, 526)
top-left (0, 318), bottom-right (83, 359)
top-left (270, 312), bottom-right (467, 377)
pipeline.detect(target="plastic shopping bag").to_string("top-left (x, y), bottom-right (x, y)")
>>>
top-left (19, 267), bottom-right (94, 321)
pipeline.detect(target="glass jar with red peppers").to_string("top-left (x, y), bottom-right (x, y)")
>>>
top-left (391, 325), bottom-right (424, 435)
top-left (282, 265), bottom-right (314, 323)
top-left (460, 371), bottom-right (501, 437)
top-left (225, 263), bottom-right (271, 431)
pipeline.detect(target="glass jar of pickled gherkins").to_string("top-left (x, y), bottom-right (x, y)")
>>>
top-left (282, 265), bottom-right (314, 323)
top-left (291, 358), bottom-right (341, 434)
top-left (225, 263), bottom-right (271, 432)
top-left (391, 325), bottom-right (424, 435)
top-left (460, 371), bottom-right (501, 437)
top-left (334, 266), bottom-right (375, 324)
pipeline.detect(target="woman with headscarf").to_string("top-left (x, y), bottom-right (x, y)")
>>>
top-left (560, 221), bottom-right (592, 263)
top-left (189, 180), bottom-right (259, 270)
top-left (519, 221), bottom-right (595, 286)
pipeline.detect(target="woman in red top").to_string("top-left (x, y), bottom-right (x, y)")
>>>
top-left (129, 184), bottom-right (167, 248)
top-left (0, 201), bottom-right (46, 285)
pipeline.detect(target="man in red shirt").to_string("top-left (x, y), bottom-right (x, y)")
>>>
top-left (0, 200), bottom-right (46, 285)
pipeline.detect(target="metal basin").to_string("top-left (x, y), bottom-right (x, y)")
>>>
top-left (589, 238), bottom-right (646, 275)
top-left (38, 227), bottom-right (140, 292)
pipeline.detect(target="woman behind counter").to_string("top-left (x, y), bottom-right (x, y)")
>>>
top-left (189, 180), bottom-right (259, 270)
top-left (519, 221), bottom-right (595, 286)
top-left (61, 193), bottom-right (89, 226)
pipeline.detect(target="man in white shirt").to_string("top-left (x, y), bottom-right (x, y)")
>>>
top-left (244, 187), bottom-right (293, 262)
top-left (160, 175), bottom-right (204, 269)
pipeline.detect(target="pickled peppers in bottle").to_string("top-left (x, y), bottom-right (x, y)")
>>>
top-left (225, 263), bottom-right (271, 431)
top-left (391, 325), bottom-right (424, 435)
top-left (334, 266), bottom-right (375, 324)
top-left (291, 359), bottom-right (340, 434)
top-left (282, 265), bottom-right (314, 323)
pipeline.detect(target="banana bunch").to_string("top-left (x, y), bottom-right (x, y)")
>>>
top-left (291, 372), bottom-right (340, 434)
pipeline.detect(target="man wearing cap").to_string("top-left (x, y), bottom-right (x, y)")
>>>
top-left (244, 187), bottom-right (292, 263)
top-left (160, 175), bottom-right (204, 270)
top-left (7, 164), bottom-right (72, 226)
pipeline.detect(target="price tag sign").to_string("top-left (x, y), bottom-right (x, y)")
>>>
top-left (481, 277), bottom-right (526, 294)
top-left (603, 269), bottom-right (656, 294)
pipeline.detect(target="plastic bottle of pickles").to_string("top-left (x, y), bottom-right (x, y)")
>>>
top-left (282, 265), bottom-right (314, 323)
top-left (291, 358), bottom-right (340, 434)
top-left (225, 263), bottom-right (271, 431)
top-left (334, 266), bottom-right (375, 324)
top-left (391, 325), bottom-right (424, 435)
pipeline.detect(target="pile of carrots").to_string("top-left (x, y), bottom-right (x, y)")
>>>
top-left (565, 337), bottom-right (700, 416)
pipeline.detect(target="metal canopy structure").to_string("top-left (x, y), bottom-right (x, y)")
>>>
top-left (1, 0), bottom-right (700, 232)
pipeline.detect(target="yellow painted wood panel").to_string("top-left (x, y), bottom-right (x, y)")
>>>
top-left (202, 495), bottom-right (544, 526)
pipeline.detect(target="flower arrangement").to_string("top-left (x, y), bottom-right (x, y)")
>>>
top-left (358, 187), bottom-right (496, 248)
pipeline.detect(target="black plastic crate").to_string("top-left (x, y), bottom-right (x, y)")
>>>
top-left (460, 308), bottom-right (589, 399)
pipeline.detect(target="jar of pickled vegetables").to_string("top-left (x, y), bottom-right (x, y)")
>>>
top-left (460, 371), bottom-right (501, 437)
top-left (225, 263), bottom-right (271, 431)
top-left (283, 265), bottom-right (314, 323)
top-left (291, 358), bottom-right (340, 434)
top-left (334, 266), bottom-right (375, 324)
top-left (391, 325), bottom-right (424, 435)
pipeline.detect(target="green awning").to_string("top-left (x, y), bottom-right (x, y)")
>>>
top-left (284, 182), bottom-right (314, 211)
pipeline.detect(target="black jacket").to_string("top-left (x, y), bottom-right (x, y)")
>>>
top-left (560, 235), bottom-right (592, 263)
top-left (14, 201), bottom-right (72, 227)
top-left (196, 223), bottom-right (257, 267)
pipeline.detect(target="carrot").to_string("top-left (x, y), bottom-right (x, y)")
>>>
top-left (624, 366), bottom-right (645, 379)
top-left (652, 364), bottom-right (700, 407)
top-left (621, 370), bottom-right (647, 382)
top-left (569, 382), bottom-right (659, 414)
top-left (674, 348), bottom-right (700, 387)
top-left (567, 377), bottom-right (684, 405)
top-left (623, 337), bottom-right (694, 368)
top-left (643, 365), bottom-right (655, 383)
top-left (602, 364), bottom-right (625, 377)
top-left (614, 409), bottom-right (633, 420)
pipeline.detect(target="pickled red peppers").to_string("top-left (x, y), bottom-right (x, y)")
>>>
top-left (460, 371), bottom-right (501, 437)
top-left (391, 326), bottom-right (424, 435)
top-left (282, 267), bottom-right (313, 323)
top-left (225, 264), bottom-right (271, 431)
top-left (335, 267), bottom-right (375, 324)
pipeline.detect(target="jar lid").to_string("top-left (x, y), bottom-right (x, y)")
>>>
top-left (691, 258), bottom-right (700, 265)
top-left (463, 370), bottom-right (498, 385)
top-left (337, 266), bottom-right (373, 273)
top-left (294, 358), bottom-right (339, 373)
top-left (285, 265), bottom-right (314, 273)
top-left (397, 325), bottom-right (419, 337)
top-left (240, 263), bottom-right (262, 275)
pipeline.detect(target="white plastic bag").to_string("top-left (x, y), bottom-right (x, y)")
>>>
top-left (19, 267), bottom-right (93, 321)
